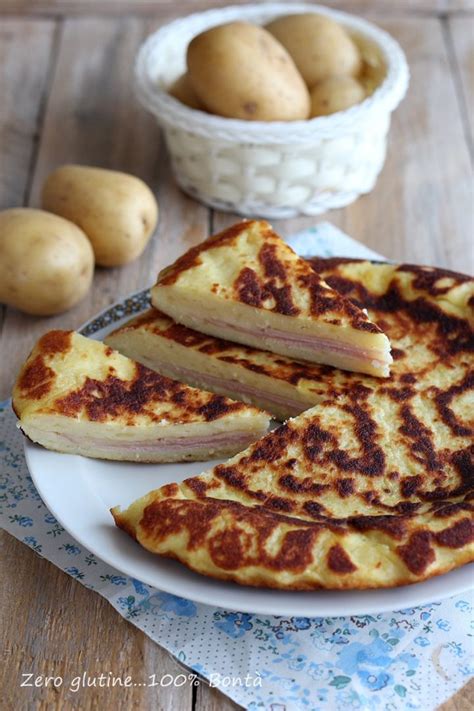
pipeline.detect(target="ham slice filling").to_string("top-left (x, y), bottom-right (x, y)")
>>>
top-left (54, 429), bottom-right (255, 454)
top-left (201, 316), bottom-right (391, 368)
top-left (149, 358), bottom-right (306, 417)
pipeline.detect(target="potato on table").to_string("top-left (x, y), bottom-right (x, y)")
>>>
top-left (42, 165), bottom-right (159, 267)
top-left (0, 208), bottom-right (94, 316)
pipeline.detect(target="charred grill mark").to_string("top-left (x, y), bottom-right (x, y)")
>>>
top-left (258, 242), bottom-right (286, 279)
top-left (214, 465), bottom-right (247, 491)
top-left (266, 496), bottom-right (294, 512)
top-left (38, 330), bottom-right (73, 356)
top-left (279, 474), bottom-right (329, 496)
top-left (234, 267), bottom-right (265, 307)
top-left (398, 531), bottom-right (435, 574)
top-left (302, 422), bottom-right (337, 461)
top-left (197, 395), bottom-right (244, 421)
top-left (400, 263), bottom-right (472, 295)
top-left (248, 423), bottom-right (296, 463)
top-left (303, 501), bottom-right (327, 518)
top-left (434, 518), bottom-right (473, 547)
top-left (337, 478), bottom-right (355, 497)
top-left (348, 515), bottom-right (407, 538)
top-left (450, 447), bottom-right (474, 495)
top-left (17, 331), bottom-right (74, 400)
top-left (327, 544), bottom-right (357, 573)
top-left (400, 475), bottom-right (422, 498)
top-left (433, 502), bottom-right (473, 518)
top-left (297, 273), bottom-right (381, 332)
top-left (310, 259), bottom-right (474, 357)
top-left (399, 406), bottom-right (442, 471)
top-left (266, 281), bottom-right (300, 315)
top-left (141, 497), bottom-right (323, 572)
top-left (157, 221), bottom-right (251, 285)
top-left (17, 355), bottom-right (55, 399)
top-left (391, 348), bottom-right (406, 360)
top-left (381, 385), bottom-right (415, 402)
top-left (53, 363), bottom-right (242, 423)
top-left (328, 404), bottom-right (386, 476)
top-left (433, 372), bottom-right (474, 437)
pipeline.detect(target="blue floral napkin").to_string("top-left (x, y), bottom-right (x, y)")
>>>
top-left (1, 224), bottom-right (473, 710)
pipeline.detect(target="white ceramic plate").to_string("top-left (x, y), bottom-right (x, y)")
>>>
top-left (25, 291), bottom-right (473, 617)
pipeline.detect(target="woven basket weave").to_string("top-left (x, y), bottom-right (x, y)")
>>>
top-left (135, 3), bottom-right (409, 218)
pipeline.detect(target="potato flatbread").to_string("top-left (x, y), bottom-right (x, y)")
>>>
top-left (113, 259), bottom-right (474, 588)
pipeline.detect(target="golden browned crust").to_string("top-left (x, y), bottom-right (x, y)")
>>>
top-left (156, 220), bottom-right (383, 334)
top-left (12, 330), bottom-right (265, 427)
top-left (113, 259), bottom-right (474, 589)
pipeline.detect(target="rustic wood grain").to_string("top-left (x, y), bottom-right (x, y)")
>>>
top-left (196, 683), bottom-right (240, 711)
top-left (1, 4), bottom-right (473, 711)
top-left (448, 15), bottom-right (474, 146)
top-left (0, 19), bottom-right (56, 210)
top-left (0, 531), bottom-right (193, 710)
top-left (1, 0), bottom-right (474, 18)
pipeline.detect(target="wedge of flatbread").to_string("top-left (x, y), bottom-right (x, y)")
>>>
top-left (113, 260), bottom-right (474, 589)
top-left (151, 220), bottom-right (392, 377)
top-left (12, 331), bottom-right (270, 463)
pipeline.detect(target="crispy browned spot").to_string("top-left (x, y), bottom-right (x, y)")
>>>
top-left (197, 395), bottom-right (243, 421)
top-left (329, 404), bottom-right (386, 476)
top-left (157, 221), bottom-right (251, 286)
top-left (140, 497), bottom-right (321, 572)
top-left (434, 518), bottom-right (473, 548)
top-left (327, 544), bottom-right (357, 573)
top-left (258, 242), bottom-right (286, 279)
top-left (400, 475), bottom-right (422, 498)
top-left (349, 515), bottom-right (407, 539)
top-left (433, 372), bottom-right (474, 437)
top-left (337, 478), bottom-right (355, 497)
top-left (234, 267), bottom-right (265, 307)
top-left (17, 355), bottom-right (55, 399)
top-left (17, 330), bottom-right (73, 400)
top-left (54, 363), bottom-right (243, 423)
top-left (247, 423), bottom-right (296, 463)
top-left (399, 406), bottom-right (441, 472)
top-left (398, 531), bottom-right (435, 574)
top-left (38, 330), bottom-right (73, 356)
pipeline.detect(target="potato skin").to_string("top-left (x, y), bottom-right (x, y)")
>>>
top-left (310, 76), bottom-right (365, 117)
top-left (0, 208), bottom-right (94, 316)
top-left (265, 14), bottom-right (362, 88)
top-left (169, 73), bottom-right (204, 110)
top-left (187, 21), bottom-right (310, 121)
top-left (42, 165), bottom-right (159, 267)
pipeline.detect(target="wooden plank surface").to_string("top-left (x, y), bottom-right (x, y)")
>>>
top-left (0, 4), bottom-right (473, 711)
top-left (1, 0), bottom-right (474, 17)
top-left (0, 19), bottom-right (56, 210)
top-left (448, 15), bottom-right (474, 145)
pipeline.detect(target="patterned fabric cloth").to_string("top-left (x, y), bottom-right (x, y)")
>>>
top-left (1, 225), bottom-right (472, 710)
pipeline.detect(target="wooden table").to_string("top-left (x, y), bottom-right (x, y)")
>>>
top-left (1, 1), bottom-right (473, 709)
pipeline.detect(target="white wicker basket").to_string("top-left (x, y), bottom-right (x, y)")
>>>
top-left (135, 3), bottom-right (409, 218)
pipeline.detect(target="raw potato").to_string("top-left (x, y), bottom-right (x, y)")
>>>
top-left (310, 76), bottom-right (365, 117)
top-left (42, 165), bottom-right (159, 267)
top-left (265, 14), bottom-right (362, 87)
top-left (0, 208), bottom-right (94, 316)
top-left (187, 21), bottom-right (310, 121)
top-left (169, 73), bottom-right (204, 110)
